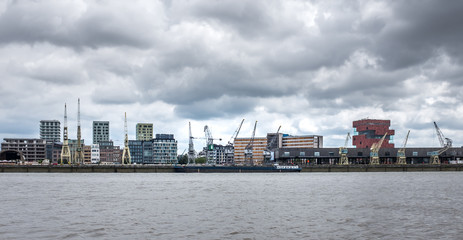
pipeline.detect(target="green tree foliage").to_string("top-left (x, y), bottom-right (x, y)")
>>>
top-left (195, 157), bottom-right (206, 164)
top-left (178, 154), bottom-right (188, 164)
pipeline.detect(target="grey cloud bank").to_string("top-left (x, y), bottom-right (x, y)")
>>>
top-left (0, 0), bottom-right (462, 151)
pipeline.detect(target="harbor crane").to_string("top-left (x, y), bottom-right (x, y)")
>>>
top-left (263, 125), bottom-right (281, 163)
top-left (430, 122), bottom-right (452, 164)
top-left (370, 132), bottom-right (387, 165)
top-left (396, 130), bottom-right (410, 165)
top-left (245, 121), bottom-right (258, 166)
top-left (227, 119), bottom-right (245, 146)
top-left (339, 132), bottom-right (351, 165)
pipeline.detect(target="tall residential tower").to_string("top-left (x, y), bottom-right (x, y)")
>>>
top-left (136, 123), bottom-right (153, 141)
top-left (40, 120), bottom-right (61, 142)
top-left (93, 121), bottom-right (109, 144)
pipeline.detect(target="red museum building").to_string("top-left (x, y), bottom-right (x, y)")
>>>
top-left (352, 119), bottom-right (395, 148)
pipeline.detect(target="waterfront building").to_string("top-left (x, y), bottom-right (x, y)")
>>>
top-left (83, 145), bottom-right (91, 164)
top-left (129, 140), bottom-right (154, 164)
top-left (153, 134), bottom-right (178, 164)
top-left (234, 134), bottom-right (323, 165)
top-left (203, 144), bottom-right (235, 165)
top-left (40, 120), bottom-right (61, 142)
top-left (352, 119), bottom-right (395, 148)
top-left (276, 147), bottom-right (463, 165)
top-left (93, 121), bottom-right (109, 144)
top-left (136, 123), bottom-right (154, 141)
top-left (234, 137), bottom-right (267, 165)
top-left (99, 141), bottom-right (121, 164)
top-left (1, 138), bottom-right (46, 162)
top-left (91, 144), bottom-right (100, 164)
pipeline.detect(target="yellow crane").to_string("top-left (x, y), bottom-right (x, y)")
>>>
top-left (339, 133), bottom-right (351, 165)
top-left (396, 130), bottom-right (410, 165)
top-left (430, 122), bottom-right (452, 164)
top-left (370, 133), bottom-right (387, 165)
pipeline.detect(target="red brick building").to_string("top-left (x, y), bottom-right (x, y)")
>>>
top-left (352, 119), bottom-right (395, 148)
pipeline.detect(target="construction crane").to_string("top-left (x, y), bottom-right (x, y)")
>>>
top-left (339, 132), bottom-right (351, 165)
top-left (74, 98), bottom-right (84, 165)
top-left (370, 132), bottom-right (387, 165)
top-left (263, 125), bottom-right (281, 163)
top-left (244, 121), bottom-right (257, 166)
top-left (187, 122), bottom-right (196, 164)
top-left (228, 119), bottom-right (245, 146)
top-left (60, 103), bottom-right (71, 165)
top-left (430, 122), bottom-right (452, 164)
top-left (396, 130), bottom-right (410, 165)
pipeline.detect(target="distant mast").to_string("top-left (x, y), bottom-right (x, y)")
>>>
top-left (60, 103), bottom-right (71, 165)
top-left (74, 98), bottom-right (84, 165)
top-left (121, 112), bottom-right (131, 164)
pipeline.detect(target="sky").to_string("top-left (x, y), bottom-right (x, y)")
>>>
top-left (1, 0), bottom-right (462, 152)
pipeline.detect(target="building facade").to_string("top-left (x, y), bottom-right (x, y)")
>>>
top-left (234, 134), bottom-right (324, 165)
top-left (91, 144), bottom-right (100, 164)
top-left (93, 121), bottom-right (109, 144)
top-left (353, 119), bottom-right (395, 148)
top-left (1, 138), bottom-right (46, 162)
top-left (233, 137), bottom-right (267, 165)
top-left (99, 141), bottom-right (121, 164)
top-left (40, 120), bottom-right (61, 142)
top-left (153, 134), bottom-right (177, 164)
top-left (136, 123), bottom-right (154, 141)
top-left (129, 140), bottom-right (154, 164)
top-left (276, 147), bottom-right (463, 165)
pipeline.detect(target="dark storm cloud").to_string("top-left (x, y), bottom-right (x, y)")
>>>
top-left (0, 1), bottom-right (158, 49)
top-left (174, 96), bottom-right (256, 120)
top-left (373, 1), bottom-right (463, 70)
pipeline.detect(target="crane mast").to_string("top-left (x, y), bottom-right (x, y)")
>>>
top-left (339, 132), bottom-right (351, 165)
top-left (74, 98), bottom-right (84, 165)
top-left (396, 130), bottom-right (410, 165)
top-left (121, 112), bottom-right (131, 165)
top-left (187, 122), bottom-right (196, 164)
top-left (431, 122), bottom-right (452, 164)
top-left (370, 133), bottom-right (387, 165)
top-left (245, 121), bottom-right (257, 166)
top-left (60, 103), bottom-right (71, 165)
top-left (204, 125), bottom-right (215, 165)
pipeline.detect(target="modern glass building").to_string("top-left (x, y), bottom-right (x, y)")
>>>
top-left (40, 120), bottom-right (61, 142)
top-left (93, 121), bottom-right (109, 144)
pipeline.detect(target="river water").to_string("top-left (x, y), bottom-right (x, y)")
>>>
top-left (0, 172), bottom-right (462, 239)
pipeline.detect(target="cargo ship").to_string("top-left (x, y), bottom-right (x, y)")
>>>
top-left (173, 164), bottom-right (301, 173)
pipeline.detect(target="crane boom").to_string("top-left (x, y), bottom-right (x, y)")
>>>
top-left (431, 122), bottom-right (452, 164)
top-left (245, 121), bottom-right (258, 166)
top-left (370, 132), bottom-right (387, 165)
top-left (339, 132), bottom-right (351, 165)
top-left (188, 122), bottom-right (195, 164)
top-left (228, 119), bottom-right (245, 145)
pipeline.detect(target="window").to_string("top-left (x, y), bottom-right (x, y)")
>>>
top-left (283, 152), bottom-right (290, 157)
top-left (299, 152), bottom-right (305, 156)
top-left (314, 152), bottom-right (320, 157)
top-left (413, 152), bottom-right (418, 157)
top-left (329, 152), bottom-right (334, 157)
top-left (358, 152), bottom-right (363, 157)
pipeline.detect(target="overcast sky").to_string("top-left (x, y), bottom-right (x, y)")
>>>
top-left (1, 0), bottom-right (462, 152)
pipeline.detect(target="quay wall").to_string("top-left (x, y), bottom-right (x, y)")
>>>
top-left (1, 164), bottom-right (462, 173)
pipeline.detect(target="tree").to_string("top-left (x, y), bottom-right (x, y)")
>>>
top-left (178, 154), bottom-right (188, 165)
top-left (195, 157), bottom-right (206, 164)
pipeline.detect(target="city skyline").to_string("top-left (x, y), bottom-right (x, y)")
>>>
top-left (1, 1), bottom-right (462, 152)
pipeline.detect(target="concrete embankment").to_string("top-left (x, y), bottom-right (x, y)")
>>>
top-left (1, 164), bottom-right (463, 173)
top-left (0, 165), bottom-right (176, 173)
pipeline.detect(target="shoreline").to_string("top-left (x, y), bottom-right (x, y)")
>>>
top-left (1, 164), bottom-right (463, 173)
